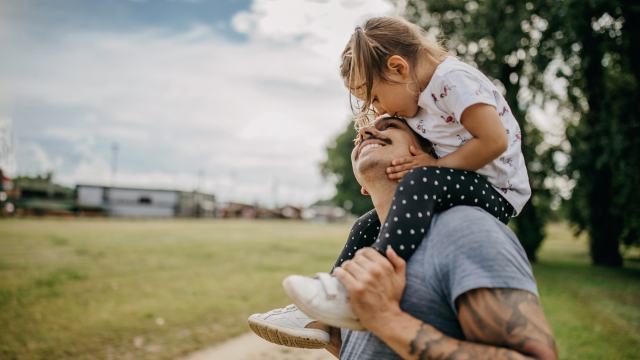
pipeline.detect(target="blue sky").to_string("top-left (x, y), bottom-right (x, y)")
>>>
top-left (0, 0), bottom-right (397, 206)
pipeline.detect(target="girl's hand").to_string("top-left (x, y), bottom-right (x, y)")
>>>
top-left (386, 145), bottom-right (437, 181)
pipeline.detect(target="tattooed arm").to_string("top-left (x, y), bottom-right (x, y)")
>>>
top-left (366, 288), bottom-right (557, 360)
top-left (335, 248), bottom-right (557, 360)
top-left (454, 288), bottom-right (557, 359)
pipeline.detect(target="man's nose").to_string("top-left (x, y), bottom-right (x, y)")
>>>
top-left (358, 125), bottom-right (378, 140)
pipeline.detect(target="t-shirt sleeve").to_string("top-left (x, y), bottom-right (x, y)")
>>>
top-left (429, 207), bottom-right (538, 315)
top-left (434, 70), bottom-right (498, 124)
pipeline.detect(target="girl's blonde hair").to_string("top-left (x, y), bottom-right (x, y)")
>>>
top-left (340, 16), bottom-right (448, 129)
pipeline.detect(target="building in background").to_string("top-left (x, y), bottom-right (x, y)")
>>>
top-left (12, 173), bottom-right (75, 216)
top-left (302, 203), bottom-right (348, 223)
top-left (76, 184), bottom-right (216, 218)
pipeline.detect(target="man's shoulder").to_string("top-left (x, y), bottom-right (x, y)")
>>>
top-left (422, 206), bottom-right (538, 304)
top-left (429, 206), bottom-right (513, 240)
top-left (424, 206), bottom-right (522, 259)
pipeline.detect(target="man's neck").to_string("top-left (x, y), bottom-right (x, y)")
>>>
top-left (367, 180), bottom-right (398, 225)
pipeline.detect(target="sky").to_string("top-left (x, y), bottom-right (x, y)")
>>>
top-left (0, 0), bottom-right (401, 206)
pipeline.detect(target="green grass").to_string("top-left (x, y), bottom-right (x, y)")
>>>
top-left (535, 223), bottom-right (640, 359)
top-left (0, 219), bottom-right (638, 359)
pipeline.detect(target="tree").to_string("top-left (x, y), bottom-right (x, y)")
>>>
top-left (323, 1), bottom-right (640, 264)
top-left (404, 0), bottom-right (559, 261)
top-left (548, 0), bottom-right (640, 266)
top-left (321, 121), bottom-right (373, 216)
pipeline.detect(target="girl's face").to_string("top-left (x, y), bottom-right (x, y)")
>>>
top-left (369, 75), bottom-right (419, 118)
top-left (351, 55), bottom-right (420, 118)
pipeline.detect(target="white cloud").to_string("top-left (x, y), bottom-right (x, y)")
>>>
top-left (232, 0), bottom-right (395, 57)
top-left (17, 142), bottom-right (62, 175)
top-left (1, 0), bottom-right (395, 205)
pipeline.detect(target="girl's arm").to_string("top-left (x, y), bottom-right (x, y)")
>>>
top-left (387, 103), bottom-right (508, 180)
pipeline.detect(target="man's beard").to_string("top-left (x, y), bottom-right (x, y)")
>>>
top-left (356, 154), bottom-right (388, 183)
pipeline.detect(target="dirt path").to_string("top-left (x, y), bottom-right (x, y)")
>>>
top-left (181, 332), bottom-right (335, 360)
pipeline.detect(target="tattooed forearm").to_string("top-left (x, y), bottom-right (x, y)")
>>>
top-left (457, 288), bottom-right (557, 357)
top-left (407, 321), bottom-right (532, 360)
top-left (404, 288), bottom-right (557, 360)
top-left (409, 323), bottom-right (448, 359)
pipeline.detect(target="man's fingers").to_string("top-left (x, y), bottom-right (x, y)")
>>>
top-left (358, 248), bottom-right (394, 274)
top-left (341, 258), bottom-right (370, 280)
top-left (386, 246), bottom-right (406, 275)
top-left (333, 267), bottom-right (359, 293)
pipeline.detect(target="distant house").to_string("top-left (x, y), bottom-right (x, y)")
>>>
top-left (302, 204), bottom-right (348, 222)
top-left (76, 184), bottom-right (215, 218)
top-left (12, 172), bottom-right (75, 216)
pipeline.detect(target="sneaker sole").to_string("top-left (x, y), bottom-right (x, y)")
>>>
top-left (282, 278), bottom-right (365, 331)
top-left (247, 316), bottom-right (328, 349)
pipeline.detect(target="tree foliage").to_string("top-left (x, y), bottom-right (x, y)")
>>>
top-left (406, 0), bottom-right (640, 266)
top-left (322, 0), bottom-right (640, 265)
top-left (404, 0), bottom-right (560, 261)
top-left (544, 0), bottom-right (640, 266)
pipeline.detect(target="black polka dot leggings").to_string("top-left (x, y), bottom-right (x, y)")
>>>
top-left (333, 167), bottom-right (514, 268)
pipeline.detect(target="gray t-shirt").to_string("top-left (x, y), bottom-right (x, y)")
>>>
top-left (340, 206), bottom-right (538, 359)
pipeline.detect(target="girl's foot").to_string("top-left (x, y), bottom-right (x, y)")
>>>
top-left (282, 272), bottom-right (364, 330)
top-left (247, 304), bottom-right (330, 348)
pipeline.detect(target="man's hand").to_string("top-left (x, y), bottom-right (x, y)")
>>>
top-left (333, 247), bottom-right (406, 331)
top-left (386, 145), bottom-right (438, 181)
top-left (333, 249), bottom-right (558, 360)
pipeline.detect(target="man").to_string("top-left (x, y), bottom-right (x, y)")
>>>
top-left (250, 116), bottom-right (557, 359)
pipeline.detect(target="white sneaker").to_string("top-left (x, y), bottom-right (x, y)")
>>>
top-left (247, 304), bottom-right (330, 348)
top-left (283, 272), bottom-right (364, 330)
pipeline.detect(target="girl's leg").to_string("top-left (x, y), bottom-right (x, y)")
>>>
top-left (332, 208), bottom-right (380, 268)
top-left (372, 167), bottom-right (514, 260)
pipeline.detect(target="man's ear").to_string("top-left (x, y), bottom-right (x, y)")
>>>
top-left (360, 186), bottom-right (370, 196)
top-left (387, 55), bottom-right (410, 79)
top-left (409, 144), bottom-right (425, 156)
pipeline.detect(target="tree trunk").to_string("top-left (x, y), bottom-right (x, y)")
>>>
top-left (580, 3), bottom-right (623, 267)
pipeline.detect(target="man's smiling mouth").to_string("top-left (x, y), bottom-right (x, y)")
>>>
top-left (360, 142), bottom-right (383, 157)
top-left (356, 138), bottom-right (390, 159)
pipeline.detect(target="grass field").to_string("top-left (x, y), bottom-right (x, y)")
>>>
top-left (0, 218), bottom-right (639, 359)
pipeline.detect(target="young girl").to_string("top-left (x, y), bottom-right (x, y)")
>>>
top-left (248, 16), bottom-right (531, 345)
